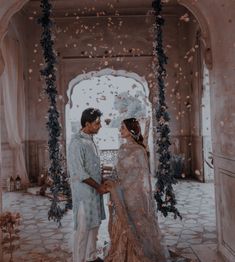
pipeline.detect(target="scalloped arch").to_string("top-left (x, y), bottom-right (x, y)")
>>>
top-left (178, 0), bottom-right (213, 69)
top-left (0, 0), bottom-right (29, 75)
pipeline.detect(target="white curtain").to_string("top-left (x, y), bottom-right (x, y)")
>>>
top-left (0, 33), bottom-right (28, 186)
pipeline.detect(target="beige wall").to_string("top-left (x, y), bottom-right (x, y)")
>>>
top-left (0, 2), bottom-right (212, 182)
top-left (182, 1), bottom-right (235, 260)
top-left (22, 7), bottom-right (196, 181)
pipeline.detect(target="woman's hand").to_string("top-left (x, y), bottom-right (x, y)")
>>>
top-left (96, 184), bottom-right (109, 195)
top-left (104, 180), bottom-right (115, 191)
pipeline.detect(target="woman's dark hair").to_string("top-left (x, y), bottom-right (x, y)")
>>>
top-left (123, 118), bottom-right (145, 149)
top-left (81, 108), bottom-right (102, 128)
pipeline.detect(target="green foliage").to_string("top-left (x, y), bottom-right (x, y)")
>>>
top-left (38, 0), bottom-right (72, 225)
top-left (152, 0), bottom-right (181, 219)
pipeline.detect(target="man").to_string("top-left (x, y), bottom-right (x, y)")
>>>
top-left (68, 108), bottom-right (107, 262)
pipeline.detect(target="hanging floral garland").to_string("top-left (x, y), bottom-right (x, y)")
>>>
top-left (37, 0), bottom-right (179, 223)
top-left (38, 0), bottom-right (72, 225)
top-left (152, 0), bottom-right (181, 219)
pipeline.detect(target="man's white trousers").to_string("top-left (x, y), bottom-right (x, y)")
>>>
top-left (73, 202), bottom-right (99, 262)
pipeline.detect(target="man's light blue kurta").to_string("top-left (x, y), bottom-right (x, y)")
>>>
top-left (68, 131), bottom-right (106, 230)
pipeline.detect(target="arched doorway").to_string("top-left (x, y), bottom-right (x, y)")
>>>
top-left (66, 68), bottom-right (155, 173)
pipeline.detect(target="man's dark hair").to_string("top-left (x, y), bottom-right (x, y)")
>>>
top-left (81, 108), bottom-right (102, 128)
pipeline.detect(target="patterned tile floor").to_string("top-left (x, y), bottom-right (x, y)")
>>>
top-left (1, 180), bottom-right (217, 261)
top-left (158, 180), bottom-right (217, 261)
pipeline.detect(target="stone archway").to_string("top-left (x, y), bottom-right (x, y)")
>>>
top-left (177, 2), bottom-right (235, 262)
top-left (178, 0), bottom-right (213, 70)
top-left (66, 68), bottom-right (155, 174)
top-left (0, 0), bottom-right (29, 74)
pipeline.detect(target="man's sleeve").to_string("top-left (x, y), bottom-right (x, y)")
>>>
top-left (68, 140), bottom-right (91, 182)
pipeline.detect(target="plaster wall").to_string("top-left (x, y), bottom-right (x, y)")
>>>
top-left (202, 65), bottom-right (213, 182)
top-left (22, 9), bottom-right (194, 181)
top-left (179, 1), bottom-right (235, 260)
top-left (183, 15), bottom-right (204, 181)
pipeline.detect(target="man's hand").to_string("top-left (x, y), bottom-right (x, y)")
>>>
top-left (83, 178), bottom-right (109, 194)
top-left (96, 184), bottom-right (109, 195)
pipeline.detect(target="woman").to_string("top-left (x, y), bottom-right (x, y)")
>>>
top-left (104, 118), bottom-right (167, 262)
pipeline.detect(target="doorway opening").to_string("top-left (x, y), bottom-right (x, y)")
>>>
top-left (66, 68), bottom-right (154, 173)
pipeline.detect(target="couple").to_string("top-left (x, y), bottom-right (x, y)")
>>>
top-left (68, 108), bottom-right (167, 262)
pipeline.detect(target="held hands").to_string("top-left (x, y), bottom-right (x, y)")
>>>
top-left (96, 183), bottom-right (109, 195)
top-left (83, 178), bottom-right (110, 195)
top-left (96, 180), bottom-right (116, 194)
top-left (96, 164), bottom-right (116, 195)
top-left (103, 180), bottom-right (115, 191)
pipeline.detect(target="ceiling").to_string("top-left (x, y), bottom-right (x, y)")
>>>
top-left (23, 0), bottom-right (183, 17)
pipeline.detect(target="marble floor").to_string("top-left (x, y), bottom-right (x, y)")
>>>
top-left (1, 180), bottom-right (217, 262)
